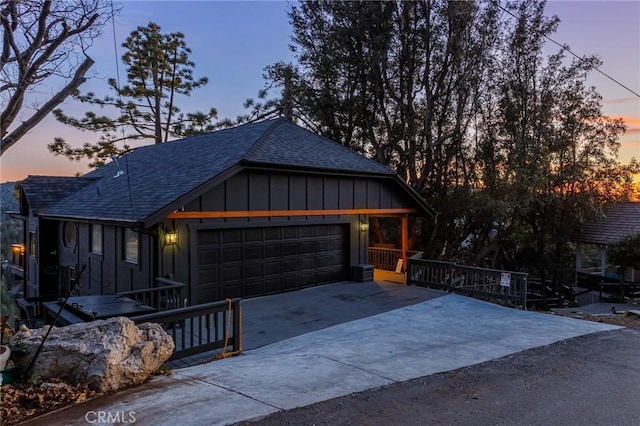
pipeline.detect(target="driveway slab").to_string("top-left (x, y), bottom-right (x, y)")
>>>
top-left (24, 293), bottom-right (621, 426)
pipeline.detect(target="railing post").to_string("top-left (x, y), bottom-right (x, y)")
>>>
top-left (233, 300), bottom-right (242, 352)
top-left (449, 264), bottom-right (455, 292)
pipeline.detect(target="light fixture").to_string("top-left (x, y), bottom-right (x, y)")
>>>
top-left (360, 220), bottom-right (369, 233)
top-left (165, 230), bottom-right (178, 245)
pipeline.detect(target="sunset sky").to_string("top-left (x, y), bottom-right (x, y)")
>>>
top-left (1, 0), bottom-right (639, 183)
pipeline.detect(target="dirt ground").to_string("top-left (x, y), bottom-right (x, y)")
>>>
top-left (2, 312), bottom-right (638, 425)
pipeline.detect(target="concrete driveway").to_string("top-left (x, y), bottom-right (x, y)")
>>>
top-left (241, 280), bottom-right (445, 350)
top-left (24, 282), bottom-right (621, 426)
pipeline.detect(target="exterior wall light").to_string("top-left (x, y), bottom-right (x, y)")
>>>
top-left (165, 230), bottom-right (178, 245)
top-left (360, 221), bottom-right (369, 233)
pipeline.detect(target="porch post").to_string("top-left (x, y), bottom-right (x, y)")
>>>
top-left (600, 245), bottom-right (607, 277)
top-left (401, 215), bottom-right (408, 273)
top-left (575, 242), bottom-right (583, 271)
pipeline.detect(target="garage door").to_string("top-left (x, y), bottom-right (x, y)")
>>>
top-left (197, 224), bottom-right (349, 303)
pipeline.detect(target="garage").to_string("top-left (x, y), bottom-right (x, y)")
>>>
top-left (196, 224), bottom-right (349, 302)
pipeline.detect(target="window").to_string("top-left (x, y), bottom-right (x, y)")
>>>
top-left (91, 224), bottom-right (102, 255)
top-left (63, 222), bottom-right (77, 248)
top-left (124, 228), bottom-right (139, 264)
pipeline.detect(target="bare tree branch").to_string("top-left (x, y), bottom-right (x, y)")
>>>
top-left (1, 56), bottom-right (94, 155)
top-left (0, 0), bottom-right (114, 155)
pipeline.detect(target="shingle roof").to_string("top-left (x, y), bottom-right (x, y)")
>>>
top-left (244, 119), bottom-right (393, 174)
top-left (20, 176), bottom-right (95, 215)
top-left (39, 118), bottom-right (400, 224)
top-left (578, 202), bottom-right (640, 245)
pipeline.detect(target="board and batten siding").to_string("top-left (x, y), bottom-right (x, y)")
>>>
top-left (57, 221), bottom-right (154, 297)
top-left (157, 169), bottom-right (416, 304)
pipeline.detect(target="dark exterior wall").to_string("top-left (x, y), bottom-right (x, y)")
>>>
top-left (23, 214), bottom-right (58, 298)
top-left (57, 221), bottom-right (154, 297)
top-left (24, 212), bottom-right (38, 298)
top-left (35, 169), bottom-right (416, 302)
top-left (157, 169), bottom-right (415, 303)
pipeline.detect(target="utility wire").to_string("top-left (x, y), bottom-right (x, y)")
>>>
top-left (110, 0), bottom-right (136, 223)
top-left (494, 0), bottom-right (640, 98)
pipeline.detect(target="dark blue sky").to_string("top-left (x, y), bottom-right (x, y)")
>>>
top-left (1, 0), bottom-right (638, 182)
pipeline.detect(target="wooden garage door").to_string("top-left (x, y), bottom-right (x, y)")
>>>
top-left (197, 224), bottom-right (348, 303)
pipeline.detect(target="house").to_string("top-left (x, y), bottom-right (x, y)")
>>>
top-left (575, 202), bottom-right (640, 294)
top-left (16, 118), bottom-right (435, 305)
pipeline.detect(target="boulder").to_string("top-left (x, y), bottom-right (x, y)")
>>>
top-left (9, 317), bottom-right (174, 392)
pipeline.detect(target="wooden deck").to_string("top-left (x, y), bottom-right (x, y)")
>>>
top-left (374, 268), bottom-right (406, 284)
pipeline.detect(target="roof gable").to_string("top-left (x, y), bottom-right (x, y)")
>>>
top-left (43, 121), bottom-right (273, 222)
top-left (578, 202), bottom-right (640, 245)
top-left (20, 176), bottom-right (94, 215)
top-left (39, 118), bottom-right (425, 224)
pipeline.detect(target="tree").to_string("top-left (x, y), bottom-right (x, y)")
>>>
top-left (460, 0), bottom-right (635, 300)
top-left (265, 0), bottom-right (499, 256)
top-left (49, 22), bottom-right (219, 167)
top-left (235, 62), bottom-right (309, 126)
top-left (262, 0), bottom-right (637, 295)
top-left (1, 0), bottom-right (114, 155)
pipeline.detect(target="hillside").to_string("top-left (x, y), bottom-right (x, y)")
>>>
top-left (1, 181), bottom-right (22, 262)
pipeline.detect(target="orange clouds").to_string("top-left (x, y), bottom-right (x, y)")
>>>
top-left (614, 116), bottom-right (640, 127)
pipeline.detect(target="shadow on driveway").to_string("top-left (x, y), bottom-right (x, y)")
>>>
top-left (242, 280), bottom-right (446, 350)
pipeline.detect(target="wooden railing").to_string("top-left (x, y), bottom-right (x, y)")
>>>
top-left (407, 258), bottom-right (528, 308)
top-left (576, 271), bottom-right (640, 301)
top-left (368, 247), bottom-right (420, 271)
top-left (133, 298), bottom-right (241, 361)
top-left (8, 243), bottom-right (25, 278)
top-left (117, 278), bottom-right (186, 311)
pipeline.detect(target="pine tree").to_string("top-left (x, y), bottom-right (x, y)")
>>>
top-left (49, 22), bottom-right (219, 167)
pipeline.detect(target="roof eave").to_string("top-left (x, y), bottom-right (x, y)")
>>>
top-left (391, 175), bottom-right (437, 218)
top-left (38, 213), bottom-right (141, 227)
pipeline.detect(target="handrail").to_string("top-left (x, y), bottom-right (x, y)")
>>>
top-left (407, 258), bottom-right (528, 308)
top-left (117, 278), bottom-right (187, 311)
top-left (133, 298), bottom-right (241, 361)
top-left (369, 247), bottom-right (420, 271)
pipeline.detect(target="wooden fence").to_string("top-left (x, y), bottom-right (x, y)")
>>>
top-left (407, 258), bottom-right (528, 308)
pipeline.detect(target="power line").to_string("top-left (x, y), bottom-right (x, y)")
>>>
top-left (494, 0), bottom-right (640, 98)
top-left (110, 0), bottom-right (136, 223)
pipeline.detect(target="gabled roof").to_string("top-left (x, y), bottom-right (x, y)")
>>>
top-left (20, 176), bottom-right (95, 215)
top-left (35, 118), bottom-right (433, 225)
top-left (578, 202), bottom-right (640, 245)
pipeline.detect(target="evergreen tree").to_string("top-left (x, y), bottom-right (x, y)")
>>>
top-left (258, 0), bottom-right (637, 291)
top-left (49, 22), bottom-right (219, 167)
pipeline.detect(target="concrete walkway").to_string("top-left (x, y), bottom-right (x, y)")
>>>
top-left (26, 291), bottom-right (621, 426)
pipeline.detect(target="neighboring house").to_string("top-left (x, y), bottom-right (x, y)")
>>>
top-left (575, 202), bottom-right (640, 284)
top-left (16, 118), bottom-right (435, 305)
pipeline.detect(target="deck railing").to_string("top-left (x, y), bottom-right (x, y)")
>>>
top-left (117, 277), bottom-right (187, 311)
top-left (133, 298), bottom-right (241, 361)
top-left (407, 258), bottom-right (528, 308)
top-left (369, 247), bottom-right (420, 271)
